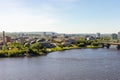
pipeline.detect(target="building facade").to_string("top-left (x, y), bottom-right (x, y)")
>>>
top-left (5, 36), bottom-right (11, 43)
top-left (118, 31), bottom-right (120, 39)
top-left (96, 33), bottom-right (101, 38)
top-left (111, 33), bottom-right (118, 40)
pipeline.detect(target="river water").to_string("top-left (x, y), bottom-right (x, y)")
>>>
top-left (0, 48), bottom-right (120, 80)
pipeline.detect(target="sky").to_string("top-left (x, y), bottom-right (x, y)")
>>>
top-left (0, 0), bottom-right (120, 34)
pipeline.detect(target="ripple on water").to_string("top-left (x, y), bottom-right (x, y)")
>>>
top-left (0, 49), bottom-right (120, 80)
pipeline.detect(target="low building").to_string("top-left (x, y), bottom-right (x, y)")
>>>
top-left (40, 42), bottom-right (56, 48)
top-left (86, 36), bottom-right (95, 40)
top-left (61, 39), bottom-right (77, 46)
top-left (5, 36), bottom-right (11, 43)
top-left (15, 37), bottom-right (25, 45)
top-left (53, 38), bottom-right (63, 43)
top-left (36, 38), bottom-right (46, 43)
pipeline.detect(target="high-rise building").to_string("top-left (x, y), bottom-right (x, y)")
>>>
top-left (96, 33), bottom-right (101, 38)
top-left (41, 32), bottom-right (46, 38)
top-left (118, 31), bottom-right (120, 39)
top-left (52, 32), bottom-right (55, 36)
top-left (111, 33), bottom-right (118, 40)
top-left (3, 31), bottom-right (6, 45)
top-left (19, 33), bottom-right (24, 37)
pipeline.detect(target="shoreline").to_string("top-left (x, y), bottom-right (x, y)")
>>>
top-left (0, 46), bottom-right (102, 58)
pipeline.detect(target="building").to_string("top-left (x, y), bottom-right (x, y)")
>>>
top-left (61, 39), bottom-right (77, 46)
top-left (96, 33), bottom-right (101, 38)
top-left (19, 33), bottom-right (25, 37)
top-left (86, 35), bottom-right (95, 40)
top-left (5, 36), bottom-right (11, 43)
top-left (3, 31), bottom-right (5, 45)
top-left (52, 32), bottom-right (55, 36)
top-left (51, 32), bottom-right (57, 38)
top-left (111, 33), bottom-right (118, 40)
top-left (40, 42), bottom-right (56, 48)
top-left (41, 32), bottom-right (46, 38)
top-left (17, 37), bottom-right (25, 45)
top-left (118, 31), bottom-right (120, 39)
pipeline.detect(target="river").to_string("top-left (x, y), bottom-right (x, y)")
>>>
top-left (0, 48), bottom-right (120, 80)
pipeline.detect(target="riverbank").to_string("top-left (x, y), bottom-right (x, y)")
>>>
top-left (0, 45), bottom-right (102, 58)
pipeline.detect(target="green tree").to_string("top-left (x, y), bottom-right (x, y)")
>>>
top-left (30, 42), bottom-right (42, 52)
top-left (91, 42), bottom-right (99, 46)
top-left (78, 43), bottom-right (86, 47)
top-left (2, 45), bottom-right (7, 51)
top-left (9, 42), bottom-right (23, 50)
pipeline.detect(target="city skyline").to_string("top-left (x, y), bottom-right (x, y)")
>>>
top-left (0, 0), bottom-right (120, 33)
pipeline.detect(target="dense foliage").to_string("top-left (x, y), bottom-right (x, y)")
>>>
top-left (0, 38), bottom-right (103, 57)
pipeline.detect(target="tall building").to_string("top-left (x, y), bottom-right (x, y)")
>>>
top-left (111, 33), bottom-right (118, 40)
top-left (41, 32), bottom-right (46, 38)
top-left (52, 32), bottom-right (57, 38)
top-left (19, 37), bottom-right (25, 45)
top-left (118, 31), bottom-right (120, 39)
top-left (19, 33), bottom-right (24, 37)
top-left (3, 31), bottom-right (6, 45)
top-left (52, 32), bottom-right (55, 36)
top-left (96, 33), bottom-right (101, 38)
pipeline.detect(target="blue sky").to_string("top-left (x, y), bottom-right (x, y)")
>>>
top-left (0, 0), bottom-right (120, 33)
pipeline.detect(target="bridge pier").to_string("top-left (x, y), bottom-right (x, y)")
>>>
top-left (101, 42), bottom-right (120, 50)
top-left (106, 44), bottom-right (110, 49)
top-left (117, 45), bottom-right (120, 50)
top-left (101, 43), bottom-right (105, 48)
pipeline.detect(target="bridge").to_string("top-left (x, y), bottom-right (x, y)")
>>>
top-left (101, 42), bottom-right (120, 50)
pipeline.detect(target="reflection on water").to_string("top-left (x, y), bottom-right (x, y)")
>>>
top-left (0, 48), bottom-right (120, 80)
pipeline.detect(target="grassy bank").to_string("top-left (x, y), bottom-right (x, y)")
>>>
top-left (0, 44), bottom-right (102, 58)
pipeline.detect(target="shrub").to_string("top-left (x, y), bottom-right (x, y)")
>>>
top-left (92, 42), bottom-right (99, 46)
top-left (78, 43), bottom-right (86, 47)
top-left (0, 50), bottom-right (7, 57)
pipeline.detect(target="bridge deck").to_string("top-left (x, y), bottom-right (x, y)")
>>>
top-left (101, 42), bottom-right (120, 45)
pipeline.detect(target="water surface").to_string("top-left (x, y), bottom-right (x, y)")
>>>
top-left (0, 48), bottom-right (120, 80)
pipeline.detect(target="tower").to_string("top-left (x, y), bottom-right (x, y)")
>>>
top-left (118, 31), bottom-right (120, 39)
top-left (111, 33), bottom-right (118, 40)
top-left (3, 31), bottom-right (6, 45)
top-left (41, 32), bottom-right (46, 38)
top-left (96, 33), bottom-right (101, 38)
